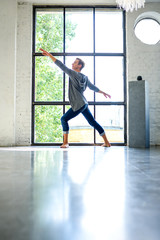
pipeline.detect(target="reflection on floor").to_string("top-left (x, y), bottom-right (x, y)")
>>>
top-left (0, 146), bottom-right (160, 240)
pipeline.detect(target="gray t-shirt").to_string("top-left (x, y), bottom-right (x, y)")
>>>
top-left (55, 59), bottom-right (100, 111)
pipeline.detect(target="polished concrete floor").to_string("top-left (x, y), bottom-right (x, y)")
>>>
top-left (0, 146), bottom-right (160, 240)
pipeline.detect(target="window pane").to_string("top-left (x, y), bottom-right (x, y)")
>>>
top-left (65, 8), bottom-right (93, 52)
top-left (65, 56), bottom-right (94, 102)
top-left (35, 56), bottom-right (63, 101)
top-left (34, 105), bottom-right (63, 143)
top-left (95, 9), bottom-right (123, 53)
top-left (36, 9), bottom-right (63, 52)
top-left (95, 57), bottom-right (124, 102)
top-left (95, 106), bottom-right (124, 143)
top-left (66, 106), bottom-right (94, 143)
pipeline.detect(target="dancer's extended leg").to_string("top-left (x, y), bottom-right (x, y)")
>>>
top-left (82, 106), bottom-right (111, 147)
top-left (60, 105), bottom-right (87, 148)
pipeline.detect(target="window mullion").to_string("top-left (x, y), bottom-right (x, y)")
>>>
top-left (63, 8), bottom-right (66, 114)
top-left (63, 7), bottom-right (66, 53)
top-left (93, 8), bottom-right (96, 144)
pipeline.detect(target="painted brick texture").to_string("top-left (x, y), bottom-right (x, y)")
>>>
top-left (127, 3), bottom-right (160, 145)
top-left (16, 2), bottom-right (32, 145)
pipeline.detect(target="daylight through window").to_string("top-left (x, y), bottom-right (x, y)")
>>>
top-left (32, 6), bottom-right (126, 145)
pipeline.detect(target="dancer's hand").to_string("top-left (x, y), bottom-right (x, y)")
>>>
top-left (99, 90), bottom-right (111, 99)
top-left (39, 48), bottom-right (50, 56)
top-left (39, 48), bottom-right (57, 62)
top-left (102, 92), bottom-right (111, 99)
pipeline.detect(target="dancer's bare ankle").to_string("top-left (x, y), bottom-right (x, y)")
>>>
top-left (60, 143), bottom-right (69, 148)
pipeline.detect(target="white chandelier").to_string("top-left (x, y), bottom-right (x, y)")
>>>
top-left (116, 0), bottom-right (145, 12)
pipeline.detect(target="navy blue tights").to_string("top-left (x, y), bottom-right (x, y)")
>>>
top-left (61, 104), bottom-right (105, 136)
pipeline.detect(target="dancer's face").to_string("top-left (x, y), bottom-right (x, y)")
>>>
top-left (72, 59), bottom-right (82, 72)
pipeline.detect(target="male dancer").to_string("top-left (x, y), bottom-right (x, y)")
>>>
top-left (40, 48), bottom-right (111, 148)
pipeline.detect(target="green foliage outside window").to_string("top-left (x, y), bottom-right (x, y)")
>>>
top-left (34, 11), bottom-right (77, 143)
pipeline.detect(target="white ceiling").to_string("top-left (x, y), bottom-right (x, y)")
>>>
top-left (21, 0), bottom-right (160, 4)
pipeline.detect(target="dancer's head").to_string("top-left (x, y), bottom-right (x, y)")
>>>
top-left (72, 58), bottom-right (85, 72)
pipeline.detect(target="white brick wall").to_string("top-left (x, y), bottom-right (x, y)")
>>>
top-left (15, 2), bottom-right (32, 145)
top-left (127, 3), bottom-right (160, 145)
top-left (0, 0), bottom-right (17, 146)
top-left (1, 1), bottom-right (160, 146)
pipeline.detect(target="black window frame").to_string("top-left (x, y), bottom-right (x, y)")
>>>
top-left (32, 5), bottom-right (127, 146)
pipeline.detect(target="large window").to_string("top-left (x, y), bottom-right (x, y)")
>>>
top-left (32, 6), bottom-right (126, 145)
